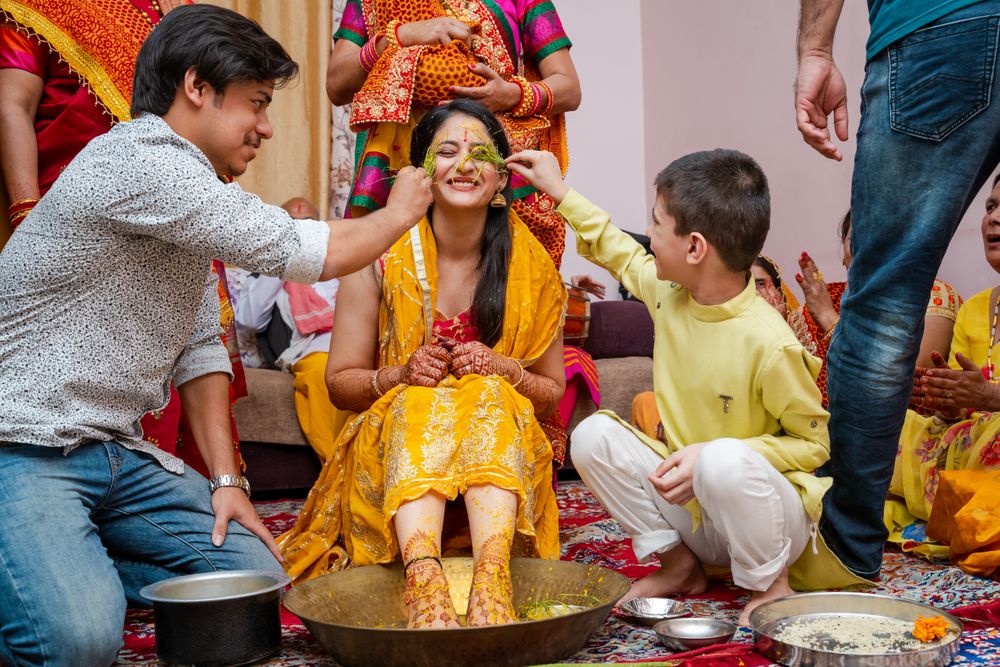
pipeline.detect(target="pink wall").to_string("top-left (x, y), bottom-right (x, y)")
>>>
top-left (558, 1), bottom-right (993, 302)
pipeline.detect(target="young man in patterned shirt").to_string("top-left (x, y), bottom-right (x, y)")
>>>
top-left (0, 6), bottom-right (430, 664)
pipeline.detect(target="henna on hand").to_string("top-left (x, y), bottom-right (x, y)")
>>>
top-left (403, 344), bottom-right (453, 387)
top-left (450, 341), bottom-right (511, 379)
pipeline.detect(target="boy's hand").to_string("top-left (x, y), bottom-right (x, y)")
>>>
top-left (648, 442), bottom-right (707, 506)
top-left (505, 150), bottom-right (569, 204)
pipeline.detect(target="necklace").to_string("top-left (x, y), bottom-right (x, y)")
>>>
top-left (988, 289), bottom-right (999, 381)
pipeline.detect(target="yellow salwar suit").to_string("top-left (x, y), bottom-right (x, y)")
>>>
top-left (279, 215), bottom-right (566, 583)
top-left (887, 288), bottom-right (1000, 563)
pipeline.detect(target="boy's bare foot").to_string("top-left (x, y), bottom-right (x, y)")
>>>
top-left (738, 568), bottom-right (794, 627)
top-left (619, 543), bottom-right (708, 604)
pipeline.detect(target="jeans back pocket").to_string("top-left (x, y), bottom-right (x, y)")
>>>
top-left (889, 15), bottom-right (1000, 141)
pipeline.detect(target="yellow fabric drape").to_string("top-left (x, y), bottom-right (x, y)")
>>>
top-left (202, 0), bottom-right (332, 214)
top-left (278, 214), bottom-right (566, 584)
top-left (291, 351), bottom-right (350, 465)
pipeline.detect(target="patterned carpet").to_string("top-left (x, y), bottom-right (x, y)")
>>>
top-left (118, 481), bottom-right (1000, 666)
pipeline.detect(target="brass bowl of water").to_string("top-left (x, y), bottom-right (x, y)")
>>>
top-left (283, 557), bottom-right (629, 667)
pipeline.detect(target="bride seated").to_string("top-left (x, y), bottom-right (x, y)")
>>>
top-left (278, 99), bottom-right (566, 628)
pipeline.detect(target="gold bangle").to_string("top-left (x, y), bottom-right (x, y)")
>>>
top-left (510, 76), bottom-right (534, 117)
top-left (510, 362), bottom-right (525, 389)
top-left (371, 368), bottom-right (385, 398)
top-left (820, 319), bottom-right (838, 344)
top-left (385, 19), bottom-right (403, 49)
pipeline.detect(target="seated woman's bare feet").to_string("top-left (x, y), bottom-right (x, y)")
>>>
top-left (465, 554), bottom-right (518, 626)
top-left (738, 568), bottom-right (794, 627)
top-left (620, 543), bottom-right (708, 604)
top-left (403, 559), bottom-right (461, 629)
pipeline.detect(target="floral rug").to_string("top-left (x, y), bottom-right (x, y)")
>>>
top-left (117, 481), bottom-right (1000, 665)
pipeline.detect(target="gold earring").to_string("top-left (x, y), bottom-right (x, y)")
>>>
top-left (490, 190), bottom-right (506, 208)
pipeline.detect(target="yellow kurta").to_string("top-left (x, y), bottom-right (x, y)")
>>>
top-left (556, 189), bottom-right (869, 590)
top-left (278, 215), bottom-right (566, 584)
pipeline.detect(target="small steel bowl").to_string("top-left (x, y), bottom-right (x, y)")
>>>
top-left (654, 617), bottom-right (738, 652)
top-left (618, 597), bottom-right (691, 626)
top-left (139, 569), bottom-right (290, 666)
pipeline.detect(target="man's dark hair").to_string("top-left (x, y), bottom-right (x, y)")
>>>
top-left (131, 5), bottom-right (299, 117)
top-left (654, 149), bottom-right (770, 272)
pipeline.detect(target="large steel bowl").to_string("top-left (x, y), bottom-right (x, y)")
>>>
top-left (750, 592), bottom-right (963, 667)
top-left (139, 569), bottom-right (290, 666)
top-left (283, 557), bottom-right (630, 667)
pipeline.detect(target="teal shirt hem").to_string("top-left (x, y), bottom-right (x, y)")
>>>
top-left (866, 0), bottom-right (986, 60)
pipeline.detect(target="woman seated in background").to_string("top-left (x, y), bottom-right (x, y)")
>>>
top-left (889, 176), bottom-right (1000, 554)
top-left (794, 210), bottom-right (962, 406)
top-left (278, 100), bottom-right (566, 629)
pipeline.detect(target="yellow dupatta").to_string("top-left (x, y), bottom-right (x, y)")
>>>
top-left (279, 212), bottom-right (566, 584)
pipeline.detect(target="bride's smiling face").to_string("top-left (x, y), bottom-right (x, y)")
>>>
top-left (427, 114), bottom-right (507, 211)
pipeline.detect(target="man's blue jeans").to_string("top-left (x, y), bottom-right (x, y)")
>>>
top-left (822, 1), bottom-right (1000, 578)
top-left (0, 442), bottom-right (281, 666)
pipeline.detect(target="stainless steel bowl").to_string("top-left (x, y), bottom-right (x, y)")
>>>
top-left (139, 569), bottom-right (290, 666)
top-left (654, 617), bottom-right (738, 651)
top-left (749, 592), bottom-right (963, 667)
top-left (618, 597), bottom-right (691, 626)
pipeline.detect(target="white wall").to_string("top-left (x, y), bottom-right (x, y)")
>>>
top-left (557, 0), bottom-right (647, 296)
top-left (559, 1), bottom-right (993, 302)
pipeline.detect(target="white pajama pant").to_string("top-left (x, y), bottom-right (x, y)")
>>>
top-left (570, 414), bottom-right (811, 591)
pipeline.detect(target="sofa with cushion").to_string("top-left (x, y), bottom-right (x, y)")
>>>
top-left (234, 299), bottom-right (655, 491)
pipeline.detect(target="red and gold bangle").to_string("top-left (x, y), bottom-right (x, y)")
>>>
top-left (536, 80), bottom-right (554, 115)
top-left (510, 76), bottom-right (534, 117)
top-left (385, 19), bottom-right (403, 49)
top-left (7, 197), bottom-right (38, 217)
top-left (9, 209), bottom-right (31, 228)
top-left (358, 35), bottom-right (380, 71)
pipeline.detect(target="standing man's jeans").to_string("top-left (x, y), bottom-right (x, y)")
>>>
top-left (822, 1), bottom-right (1000, 578)
top-left (0, 442), bottom-right (281, 666)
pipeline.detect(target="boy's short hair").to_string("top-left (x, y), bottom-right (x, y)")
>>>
top-left (131, 5), bottom-right (299, 117)
top-left (654, 149), bottom-right (770, 272)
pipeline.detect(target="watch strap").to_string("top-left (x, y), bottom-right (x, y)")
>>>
top-left (209, 474), bottom-right (251, 498)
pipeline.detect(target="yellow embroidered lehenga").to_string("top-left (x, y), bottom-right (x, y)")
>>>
top-left (279, 214), bottom-right (566, 583)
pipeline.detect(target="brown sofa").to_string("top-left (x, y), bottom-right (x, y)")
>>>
top-left (234, 300), bottom-right (655, 491)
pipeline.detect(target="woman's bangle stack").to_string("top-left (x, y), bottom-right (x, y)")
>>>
top-left (358, 36), bottom-right (380, 72)
top-left (511, 77), bottom-right (554, 117)
top-left (7, 198), bottom-right (38, 228)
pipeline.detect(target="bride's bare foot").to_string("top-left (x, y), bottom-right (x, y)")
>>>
top-left (620, 542), bottom-right (708, 604)
top-left (403, 558), bottom-right (461, 629)
top-left (466, 553), bottom-right (517, 626)
top-left (738, 568), bottom-right (794, 626)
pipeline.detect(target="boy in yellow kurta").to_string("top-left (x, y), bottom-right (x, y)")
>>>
top-left (507, 148), bottom-right (868, 625)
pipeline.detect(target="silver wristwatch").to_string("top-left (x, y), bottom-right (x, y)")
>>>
top-left (209, 474), bottom-right (251, 498)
